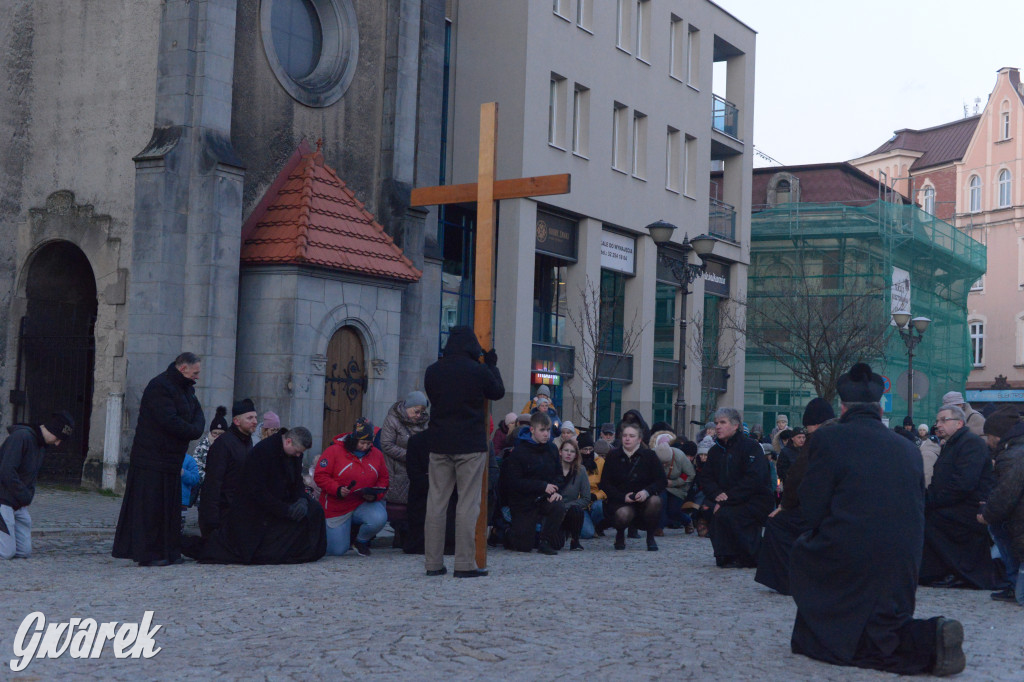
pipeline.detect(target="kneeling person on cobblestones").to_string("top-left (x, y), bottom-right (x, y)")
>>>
top-left (599, 422), bottom-right (666, 552)
top-left (316, 418), bottom-right (389, 557)
top-left (505, 411), bottom-right (565, 555)
top-left (0, 411), bottom-right (73, 560)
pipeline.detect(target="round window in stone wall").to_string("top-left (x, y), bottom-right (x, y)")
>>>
top-left (261, 0), bottom-right (358, 107)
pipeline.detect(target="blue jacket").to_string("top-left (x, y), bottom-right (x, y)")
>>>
top-left (181, 454), bottom-right (200, 507)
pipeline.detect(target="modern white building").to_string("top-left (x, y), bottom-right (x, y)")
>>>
top-left (442, 0), bottom-right (756, 433)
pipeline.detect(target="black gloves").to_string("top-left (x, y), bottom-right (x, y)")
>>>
top-left (483, 349), bottom-right (498, 366)
top-left (336, 486), bottom-right (347, 500)
top-left (287, 498), bottom-right (307, 521)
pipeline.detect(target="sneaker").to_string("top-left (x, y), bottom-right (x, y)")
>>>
top-left (538, 541), bottom-right (558, 556)
top-left (932, 617), bottom-right (965, 677)
top-left (991, 587), bottom-right (1016, 602)
top-left (352, 540), bottom-right (371, 557)
top-left (570, 539), bottom-right (584, 551)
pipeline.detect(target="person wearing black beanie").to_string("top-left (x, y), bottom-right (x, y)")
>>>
top-left (802, 397), bottom-right (835, 433)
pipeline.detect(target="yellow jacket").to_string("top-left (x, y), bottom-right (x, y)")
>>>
top-left (588, 456), bottom-right (606, 501)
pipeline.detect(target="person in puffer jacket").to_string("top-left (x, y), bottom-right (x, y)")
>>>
top-left (315, 418), bottom-right (389, 557)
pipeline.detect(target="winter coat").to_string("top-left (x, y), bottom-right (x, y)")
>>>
top-left (919, 438), bottom-right (940, 487)
top-left (556, 464), bottom-right (591, 512)
top-left (599, 444), bottom-right (667, 508)
top-left (585, 456), bottom-right (606, 502)
top-left (926, 426), bottom-right (993, 515)
top-left (777, 445), bottom-right (799, 483)
top-left (615, 410), bottom-right (651, 445)
top-left (379, 400), bottom-right (429, 505)
top-left (504, 427), bottom-right (560, 510)
top-left (664, 447), bottom-right (696, 500)
top-left (695, 432), bottom-right (773, 509)
top-left (199, 425), bottom-right (253, 533)
top-left (129, 362), bottom-right (205, 473)
top-left (181, 454), bottom-right (200, 507)
top-left (983, 425), bottom-right (1024, 560)
top-left (315, 435), bottom-right (389, 518)
top-left (424, 327), bottom-right (505, 455)
top-left (963, 404), bottom-right (985, 437)
top-left (789, 404), bottom-right (925, 664)
top-left (0, 425), bottom-right (47, 510)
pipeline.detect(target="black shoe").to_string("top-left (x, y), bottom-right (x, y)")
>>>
top-left (352, 540), bottom-right (371, 557)
top-left (991, 587), bottom-right (1017, 602)
top-left (614, 530), bottom-right (626, 550)
top-left (929, 574), bottom-right (966, 588)
top-left (538, 541), bottom-right (558, 556)
top-left (425, 566), bottom-right (447, 576)
top-left (627, 528), bottom-right (641, 539)
top-left (454, 569), bottom-right (488, 578)
top-left (570, 539), bottom-right (584, 551)
top-left (487, 530), bottom-right (501, 548)
top-left (932, 617), bottom-right (965, 677)
top-left (646, 538), bottom-right (659, 552)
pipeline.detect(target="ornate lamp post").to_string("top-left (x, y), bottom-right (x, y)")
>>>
top-left (647, 220), bottom-right (716, 436)
top-left (891, 311), bottom-right (930, 421)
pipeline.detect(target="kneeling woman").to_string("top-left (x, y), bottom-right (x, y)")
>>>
top-left (599, 423), bottom-right (667, 551)
top-left (555, 439), bottom-right (590, 551)
top-left (315, 418), bottom-right (390, 557)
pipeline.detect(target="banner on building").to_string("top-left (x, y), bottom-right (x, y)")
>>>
top-left (891, 267), bottom-right (911, 316)
top-left (601, 230), bottom-right (635, 275)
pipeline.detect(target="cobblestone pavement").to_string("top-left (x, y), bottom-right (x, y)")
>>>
top-left (1, 488), bottom-right (1021, 680)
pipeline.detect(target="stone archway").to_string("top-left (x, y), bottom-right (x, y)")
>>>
top-left (16, 241), bottom-right (98, 483)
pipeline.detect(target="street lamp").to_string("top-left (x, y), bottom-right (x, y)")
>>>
top-left (891, 311), bottom-right (930, 421)
top-left (647, 219), bottom-right (716, 436)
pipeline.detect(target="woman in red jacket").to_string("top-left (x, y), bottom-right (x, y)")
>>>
top-left (315, 418), bottom-right (389, 557)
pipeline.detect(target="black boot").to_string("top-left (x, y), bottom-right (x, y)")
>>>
top-left (646, 531), bottom-right (658, 552)
top-left (614, 529), bottom-right (626, 550)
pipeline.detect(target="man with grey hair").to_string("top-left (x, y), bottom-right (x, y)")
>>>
top-left (695, 406), bottom-right (773, 568)
top-left (184, 426), bottom-right (326, 564)
top-left (940, 391), bottom-right (985, 436)
top-left (790, 362), bottom-right (965, 676)
top-left (919, 404), bottom-right (994, 589)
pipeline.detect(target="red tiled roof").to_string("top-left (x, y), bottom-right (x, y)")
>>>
top-left (750, 162), bottom-right (909, 209)
top-left (860, 116), bottom-right (980, 171)
top-left (240, 148), bottom-right (421, 282)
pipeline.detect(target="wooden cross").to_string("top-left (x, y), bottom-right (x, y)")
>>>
top-left (410, 102), bottom-right (571, 569)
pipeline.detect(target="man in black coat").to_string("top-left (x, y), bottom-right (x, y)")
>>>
top-left (423, 326), bottom-right (504, 578)
top-left (198, 398), bottom-right (258, 537)
top-left (185, 427), bottom-right (326, 564)
top-left (113, 353), bottom-right (205, 566)
top-left (790, 363), bottom-right (965, 676)
top-left (695, 407), bottom-right (773, 568)
top-left (920, 404), bottom-right (995, 589)
top-left (0, 412), bottom-right (74, 560)
top-left (504, 412), bottom-right (565, 554)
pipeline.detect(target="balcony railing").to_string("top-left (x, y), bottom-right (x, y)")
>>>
top-left (531, 342), bottom-right (575, 379)
top-left (709, 198), bottom-right (736, 241)
top-left (712, 94), bottom-right (738, 138)
top-left (702, 365), bottom-right (730, 392)
top-left (596, 351), bottom-right (633, 383)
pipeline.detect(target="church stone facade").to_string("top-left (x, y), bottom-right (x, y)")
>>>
top-left (0, 0), bottom-right (446, 486)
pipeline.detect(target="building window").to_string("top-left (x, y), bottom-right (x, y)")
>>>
top-left (970, 322), bottom-right (984, 367)
top-left (969, 175), bottom-right (981, 213)
top-left (576, 0), bottom-right (593, 30)
top-left (762, 389), bottom-right (792, 435)
top-left (654, 282), bottom-right (678, 359)
top-left (999, 169), bottom-right (1012, 207)
top-left (666, 127), bottom-right (681, 192)
top-left (600, 269), bottom-right (626, 352)
top-left (923, 186), bottom-right (935, 215)
top-left (970, 275), bottom-right (984, 292)
top-left (548, 74), bottom-right (567, 148)
top-left (552, 0), bottom-right (569, 19)
top-left (686, 24), bottom-right (700, 86)
top-left (669, 15), bottom-right (684, 80)
top-left (652, 387), bottom-right (674, 426)
top-left (596, 382), bottom-right (623, 427)
top-left (632, 111), bottom-right (647, 179)
top-left (438, 206), bottom-right (475, 350)
top-left (1017, 314), bottom-right (1024, 366)
top-left (533, 254), bottom-right (568, 345)
top-left (612, 102), bottom-right (629, 171)
top-left (572, 84), bottom-right (590, 156)
top-left (616, 0), bottom-right (631, 52)
top-left (776, 179), bottom-right (792, 204)
top-left (684, 134), bottom-right (696, 195)
top-left (1001, 101), bottom-right (1011, 140)
top-left (262, 0), bottom-right (359, 107)
top-left (635, 0), bottom-right (651, 62)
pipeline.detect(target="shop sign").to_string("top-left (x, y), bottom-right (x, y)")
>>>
top-left (535, 210), bottom-right (577, 260)
top-left (703, 260), bottom-right (730, 297)
top-left (600, 230), bottom-right (635, 275)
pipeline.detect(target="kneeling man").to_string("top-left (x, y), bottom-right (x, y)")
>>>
top-left (790, 363), bottom-right (964, 676)
top-left (505, 411), bottom-right (565, 555)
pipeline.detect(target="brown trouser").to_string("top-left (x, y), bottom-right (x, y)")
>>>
top-left (425, 451), bottom-right (486, 572)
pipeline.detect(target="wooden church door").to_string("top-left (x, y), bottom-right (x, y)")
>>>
top-left (322, 326), bottom-right (366, 450)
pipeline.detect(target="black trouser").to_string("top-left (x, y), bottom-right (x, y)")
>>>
top-left (551, 506), bottom-right (584, 550)
top-left (610, 496), bottom-right (662, 532)
top-left (509, 499), bottom-right (567, 552)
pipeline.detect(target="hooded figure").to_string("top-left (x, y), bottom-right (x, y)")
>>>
top-left (423, 326), bottom-right (505, 577)
top-left (789, 363), bottom-right (965, 676)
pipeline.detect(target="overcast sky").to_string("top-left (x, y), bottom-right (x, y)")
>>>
top-left (716, 0), bottom-right (1023, 167)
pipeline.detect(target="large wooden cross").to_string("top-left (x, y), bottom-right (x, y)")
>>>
top-left (410, 102), bottom-right (571, 570)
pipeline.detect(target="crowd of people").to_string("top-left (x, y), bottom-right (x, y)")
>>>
top-left (4, 337), bottom-right (1024, 678)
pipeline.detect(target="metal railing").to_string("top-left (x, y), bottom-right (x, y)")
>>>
top-left (709, 198), bottom-right (737, 241)
top-left (712, 94), bottom-right (738, 138)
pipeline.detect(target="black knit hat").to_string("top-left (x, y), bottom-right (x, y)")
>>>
top-left (351, 417), bottom-right (375, 441)
top-left (902, 416), bottom-right (915, 428)
top-left (232, 398), bottom-right (256, 417)
top-left (983, 406), bottom-right (1022, 438)
top-left (836, 363), bottom-right (885, 403)
top-left (210, 406), bottom-right (229, 432)
top-left (802, 397), bottom-right (835, 427)
top-left (650, 421), bottom-right (673, 435)
top-left (577, 432), bottom-right (594, 449)
top-left (44, 411), bottom-right (75, 440)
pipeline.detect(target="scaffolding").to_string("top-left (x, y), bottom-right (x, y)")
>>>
top-left (743, 199), bottom-right (986, 430)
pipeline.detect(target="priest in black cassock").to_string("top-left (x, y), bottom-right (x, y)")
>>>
top-left (695, 406), bottom-right (773, 568)
top-left (184, 426), bottom-right (326, 565)
top-left (789, 363), bottom-right (965, 676)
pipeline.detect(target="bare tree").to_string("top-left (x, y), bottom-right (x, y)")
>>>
top-left (687, 300), bottom-right (745, 422)
top-left (566, 276), bottom-right (647, 430)
top-left (730, 269), bottom-right (889, 404)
